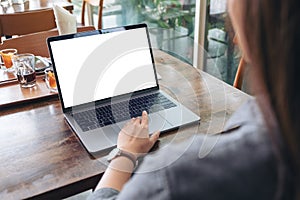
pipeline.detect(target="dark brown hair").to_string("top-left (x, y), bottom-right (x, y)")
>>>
top-left (239, 0), bottom-right (300, 198)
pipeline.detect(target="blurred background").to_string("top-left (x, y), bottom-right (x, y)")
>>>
top-left (72, 0), bottom-right (241, 87)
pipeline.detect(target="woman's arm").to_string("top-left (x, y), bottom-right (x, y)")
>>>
top-left (95, 111), bottom-right (160, 191)
top-left (95, 156), bottom-right (134, 191)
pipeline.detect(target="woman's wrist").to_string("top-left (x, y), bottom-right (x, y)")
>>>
top-left (118, 147), bottom-right (147, 159)
top-left (109, 156), bottom-right (135, 173)
top-left (96, 156), bottom-right (135, 191)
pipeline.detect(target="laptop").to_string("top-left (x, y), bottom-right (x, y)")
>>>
top-left (47, 23), bottom-right (200, 155)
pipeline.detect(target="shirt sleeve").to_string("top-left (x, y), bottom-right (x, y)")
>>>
top-left (87, 159), bottom-right (171, 200)
top-left (87, 188), bottom-right (119, 200)
top-left (87, 99), bottom-right (278, 200)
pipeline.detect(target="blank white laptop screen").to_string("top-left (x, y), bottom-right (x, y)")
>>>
top-left (49, 27), bottom-right (157, 108)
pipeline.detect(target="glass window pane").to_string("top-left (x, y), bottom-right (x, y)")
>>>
top-left (73, 0), bottom-right (241, 88)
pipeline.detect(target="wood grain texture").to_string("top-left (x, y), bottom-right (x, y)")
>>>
top-left (0, 0), bottom-right (74, 42)
top-left (81, 0), bottom-right (104, 29)
top-left (0, 9), bottom-right (56, 40)
top-left (0, 0), bottom-right (73, 15)
top-left (0, 50), bottom-right (250, 199)
top-left (0, 26), bottom-right (96, 58)
top-left (0, 75), bottom-right (58, 108)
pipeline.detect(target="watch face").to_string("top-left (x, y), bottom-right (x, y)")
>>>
top-left (107, 148), bottom-right (120, 161)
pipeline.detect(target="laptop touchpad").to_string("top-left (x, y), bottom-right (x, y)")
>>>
top-left (111, 113), bottom-right (172, 137)
top-left (148, 113), bottom-right (172, 134)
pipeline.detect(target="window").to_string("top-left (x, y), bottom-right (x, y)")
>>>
top-left (74, 0), bottom-right (240, 85)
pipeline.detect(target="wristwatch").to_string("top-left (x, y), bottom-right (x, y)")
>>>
top-left (107, 148), bottom-right (138, 168)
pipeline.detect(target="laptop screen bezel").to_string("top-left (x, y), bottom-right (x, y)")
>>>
top-left (47, 23), bottom-right (159, 113)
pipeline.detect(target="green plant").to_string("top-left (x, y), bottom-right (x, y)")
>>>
top-left (122, 0), bottom-right (195, 36)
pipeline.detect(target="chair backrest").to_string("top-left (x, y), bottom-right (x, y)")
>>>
top-left (233, 57), bottom-right (245, 90)
top-left (0, 26), bottom-right (96, 57)
top-left (81, 0), bottom-right (104, 29)
top-left (0, 9), bottom-right (57, 42)
top-left (232, 35), bottom-right (246, 90)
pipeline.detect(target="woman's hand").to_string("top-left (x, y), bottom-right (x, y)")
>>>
top-left (96, 111), bottom-right (159, 191)
top-left (117, 111), bottom-right (160, 156)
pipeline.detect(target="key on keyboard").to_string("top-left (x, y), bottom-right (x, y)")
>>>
top-left (73, 93), bottom-right (176, 132)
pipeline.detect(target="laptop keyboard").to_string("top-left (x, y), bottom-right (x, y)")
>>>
top-left (72, 93), bottom-right (176, 132)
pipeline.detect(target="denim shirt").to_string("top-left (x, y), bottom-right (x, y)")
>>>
top-left (88, 99), bottom-right (279, 200)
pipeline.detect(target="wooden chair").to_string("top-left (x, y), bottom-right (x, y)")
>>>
top-left (0, 26), bottom-right (96, 57)
top-left (81, 0), bottom-right (104, 29)
top-left (232, 35), bottom-right (246, 90)
top-left (233, 57), bottom-right (246, 90)
top-left (0, 9), bottom-right (57, 43)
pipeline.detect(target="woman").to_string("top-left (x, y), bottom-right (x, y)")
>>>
top-left (89, 0), bottom-right (300, 199)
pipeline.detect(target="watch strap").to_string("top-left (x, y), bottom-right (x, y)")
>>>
top-left (107, 148), bottom-right (137, 168)
top-left (119, 150), bottom-right (137, 168)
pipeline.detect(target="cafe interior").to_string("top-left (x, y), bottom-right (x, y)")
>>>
top-left (2, 0), bottom-right (298, 199)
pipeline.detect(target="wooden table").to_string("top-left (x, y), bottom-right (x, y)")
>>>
top-left (0, 0), bottom-right (73, 14)
top-left (0, 50), bottom-right (250, 199)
